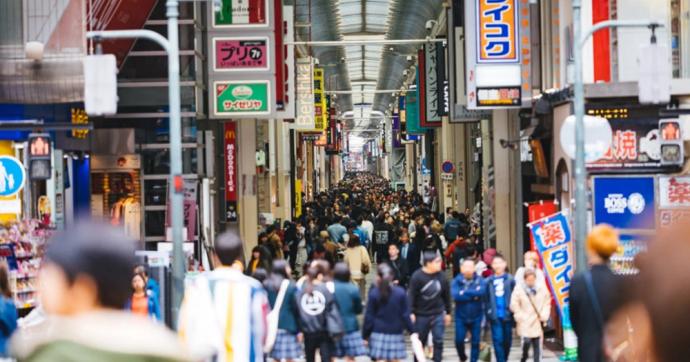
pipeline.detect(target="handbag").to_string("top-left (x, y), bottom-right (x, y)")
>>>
top-left (360, 247), bottom-right (370, 274)
top-left (478, 342), bottom-right (492, 362)
top-left (326, 294), bottom-right (345, 340)
top-left (264, 279), bottom-right (289, 353)
top-left (524, 287), bottom-right (555, 337)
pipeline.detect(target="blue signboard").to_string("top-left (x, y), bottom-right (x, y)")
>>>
top-left (593, 176), bottom-right (656, 230)
top-left (0, 156), bottom-right (26, 197)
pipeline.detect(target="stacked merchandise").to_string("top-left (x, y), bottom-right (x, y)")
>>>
top-left (609, 237), bottom-right (647, 275)
top-left (0, 220), bottom-right (52, 310)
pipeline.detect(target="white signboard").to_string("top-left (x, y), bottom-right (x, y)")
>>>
top-left (293, 57), bottom-right (315, 129)
top-left (659, 176), bottom-right (690, 208)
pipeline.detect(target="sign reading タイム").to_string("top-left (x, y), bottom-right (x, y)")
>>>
top-left (214, 0), bottom-right (269, 27)
top-left (529, 212), bottom-right (577, 360)
top-left (213, 37), bottom-right (269, 71)
top-left (214, 81), bottom-right (270, 116)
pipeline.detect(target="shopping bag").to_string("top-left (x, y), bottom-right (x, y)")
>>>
top-left (410, 333), bottom-right (427, 362)
top-left (478, 342), bottom-right (492, 362)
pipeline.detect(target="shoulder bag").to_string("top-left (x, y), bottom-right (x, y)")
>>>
top-left (264, 279), bottom-right (289, 353)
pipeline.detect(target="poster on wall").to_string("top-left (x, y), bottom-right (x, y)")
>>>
top-left (213, 37), bottom-right (270, 71)
top-left (214, 81), bottom-right (271, 117)
top-left (213, 0), bottom-right (269, 28)
top-left (224, 122), bottom-right (239, 222)
top-left (592, 176), bottom-right (656, 231)
top-left (529, 212), bottom-right (578, 360)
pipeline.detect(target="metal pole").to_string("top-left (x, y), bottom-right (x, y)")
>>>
top-left (286, 38), bottom-right (446, 46)
top-left (166, 0), bottom-right (185, 328)
top-left (572, 12), bottom-right (662, 271)
top-left (85, 0), bottom-right (185, 328)
top-left (572, 0), bottom-right (587, 272)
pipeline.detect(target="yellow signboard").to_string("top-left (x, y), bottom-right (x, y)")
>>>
top-left (294, 179), bottom-right (302, 218)
top-left (313, 67), bottom-right (327, 131)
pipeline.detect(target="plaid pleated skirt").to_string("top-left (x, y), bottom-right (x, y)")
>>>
top-left (369, 332), bottom-right (407, 360)
top-left (270, 329), bottom-right (303, 360)
top-left (334, 331), bottom-right (368, 357)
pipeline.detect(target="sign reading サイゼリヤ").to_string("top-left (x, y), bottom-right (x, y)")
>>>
top-left (215, 81), bottom-right (270, 116)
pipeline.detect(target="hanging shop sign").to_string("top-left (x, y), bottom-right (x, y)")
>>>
top-left (529, 212), bottom-right (577, 360)
top-left (585, 106), bottom-right (668, 173)
top-left (294, 58), bottom-right (315, 130)
top-left (527, 200), bottom-right (558, 251)
top-left (313, 67), bottom-right (327, 131)
top-left (419, 45), bottom-right (441, 127)
top-left (214, 81), bottom-right (270, 116)
top-left (0, 156), bottom-right (25, 197)
top-left (213, 0), bottom-right (269, 28)
top-left (593, 176), bottom-right (656, 231)
top-left (658, 176), bottom-right (690, 229)
top-left (406, 82), bottom-right (426, 135)
top-left (224, 122), bottom-right (238, 222)
top-left (464, 0), bottom-right (529, 109)
top-left (213, 37), bottom-right (269, 71)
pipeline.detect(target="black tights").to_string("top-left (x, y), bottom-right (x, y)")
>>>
top-left (304, 332), bottom-right (334, 362)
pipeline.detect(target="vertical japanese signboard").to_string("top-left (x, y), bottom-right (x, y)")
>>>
top-left (530, 212), bottom-right (577, 360)
top-left (464, 0), bottom-right (528, 109)
top-left (224, 122), bottom-right (238, 222)
top-left (313, 67), bottom-right (327, 131)
top-left (214, 0), bottom-right (268, 27)
top-left (659, 176), bottom-right (690, 229)
top-left (213, 37), bottom-right (269, 71)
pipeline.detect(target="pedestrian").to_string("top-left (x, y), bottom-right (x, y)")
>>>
top-left (363, 263), bottom-right (416, 362)
top-left (264, 260), bottom-right (302, 362)
top-left (451, 259), bottom-right (486, 362)
top-left (343, 234), bottom-right (371, 300)
top-left (570, 225), bottom-right (625, 362)
top-left (386, 243), bottom-right (409, 288)
top-left (408, 251), bottom-right (452, 362)
top-left (333, 263), bottom-right (368, 361)
top-left (514, 250), bottom-right (546, 290)
top-left (178, 231), bottom-right (269, 362)
top-left (10, 223), bottom-right (189, 362)
top-left (510, 268), bottom-right (551, 362)
top-left (485, 254), bottom-right (516, 362)
top-left (245, 245), bottom-right (271, 275)
top-left (0, 263), bottom-right (17, 357)
top-left (134, 264), bottom-right (160, 301)
top-left (373, 216), bottom-right (395, 264)
top-left (328, 216), bottom-right (348, 243)
top-left (127, 270), bottom-right (161, 321)
top-left (295, 262), bottom-right (344, 362)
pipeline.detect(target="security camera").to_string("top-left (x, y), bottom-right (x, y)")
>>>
top-left (403, 70), bottom-right (409, 76)
top-left (426, 20), bottom-right (437, 32)
top-left (406, 55), bottom-right (413, 62)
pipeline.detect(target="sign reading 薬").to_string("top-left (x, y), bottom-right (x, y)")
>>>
top-left (530, 211), bottom-right (577, 360)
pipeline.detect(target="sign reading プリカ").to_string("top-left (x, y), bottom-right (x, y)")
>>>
top-left (214, 37), bottom-right (269, 71)
top-left (214, 81), bottom-right (270, 116)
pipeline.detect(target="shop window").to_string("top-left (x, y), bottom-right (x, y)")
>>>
top-left (144, 180), bottom-right (167, 206)
top-left (141, 148), bottom-right (198, 175)
top-left (145, 211), bottom-right (166, 237)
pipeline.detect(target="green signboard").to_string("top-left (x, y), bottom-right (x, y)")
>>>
top-left (214, 81), bottom-right (270, 116)
top-left (406, 67), bottom-right (428, 135)
top-left (214, 0), bottom-right (268, 27)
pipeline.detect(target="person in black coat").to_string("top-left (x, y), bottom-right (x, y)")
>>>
top-left (570, 225), bottom-right (626, 362)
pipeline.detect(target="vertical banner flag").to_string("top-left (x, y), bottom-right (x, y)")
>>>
top-left (530, 212), bottom-right (578, 360)
top-left (294, 58), bottom-right (315, 129)
top-left (224, 122), bottom-right (239, 222)
top-left (527, 201), bottom-right (558, 251)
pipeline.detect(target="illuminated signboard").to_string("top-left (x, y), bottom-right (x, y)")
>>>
top-left (477, 0), bottom-right (518, 63)
top-left (476, 86), bottom-right (521, 107)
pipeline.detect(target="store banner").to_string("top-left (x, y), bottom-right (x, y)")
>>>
top-left (294, 179), bottom-right (302, 218)
top-left (593, 176), bottom-right (656, 231)
top-left (224, 122), bottom-right (238, 222)
top-left (214, 81), bottom-right (271, 116)
top-left (166, 180), bottom-right (197, 242)
top-left (214, 0), bottom-right (268, 27)
top-left (585, 106), bottom-right (669, 172)
top-left (406, 81), bottom-right (426, 134)
top-left (527, 200), bottom-right (558, 251)
top-left (313, 67), bottom-right (327, 131)
top-left (464, 0), bottom-right (526, 109)
top-left (294, 58), bottom-right (315, 130)
top-left (530, 212), bottom-right (577, 360)
top-left (213, 37), bottom-right (270, 71)
top-left (436, 43), bottom-right (449, 118)
top-left (658, 176), bottom-right (690, 229)
top-left (419, 45), bottom-right (441, 127)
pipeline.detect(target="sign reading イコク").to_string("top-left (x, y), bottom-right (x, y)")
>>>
top-left (214, 38), bottom-right (269, 71)
top-left (478, 0), bottom-right (518, 62)
top-left (215, 81), bottom-right (270, 116)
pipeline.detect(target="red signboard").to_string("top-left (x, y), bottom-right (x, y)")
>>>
top-left (214, 38), bottom-right (269, 71)
top-left (528, 201), bottom-right (558, 251)
top-left (224, 122), bottom-right (238, 202)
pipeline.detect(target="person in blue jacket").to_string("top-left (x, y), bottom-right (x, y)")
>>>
top-left (332, 262), bottom-right (367, 361)
top-left (127, 271), bottom-right (161, 321)
top-left (484, 254), bottom-right (516, 362)
top-left (264, 259), bottom-right (302, 362)
top-left (451, 259), bottom-right (486, 362)
top-left (0, 263), bottom-right (17, 356)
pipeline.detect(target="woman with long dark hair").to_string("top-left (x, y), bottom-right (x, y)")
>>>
top-left (363, 264), bottom-right (415, 362)
top-left (263, 259), bottom-right (302, 362)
